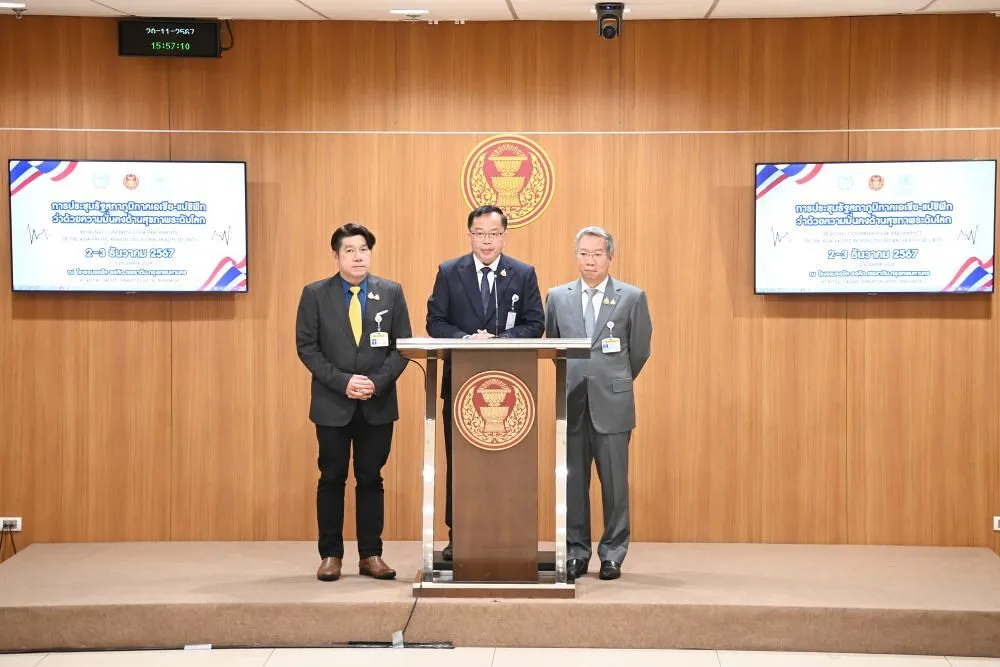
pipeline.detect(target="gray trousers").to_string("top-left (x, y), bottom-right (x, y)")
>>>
top-left (566, 403), bottom-right (631, 564)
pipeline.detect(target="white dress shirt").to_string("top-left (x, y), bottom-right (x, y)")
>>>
top-left (474, 255), bottom-right (502, 293)
top-left (581, 276), bottom-right (610, 317)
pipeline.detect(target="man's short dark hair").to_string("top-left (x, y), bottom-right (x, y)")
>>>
top-left (331, 223), bottom-right (376, 252)
top-left (467, 205), bottom-right (508, 230)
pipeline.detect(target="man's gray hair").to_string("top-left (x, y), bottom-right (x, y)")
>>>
top-left (574, 226), bottom-right (615, 258)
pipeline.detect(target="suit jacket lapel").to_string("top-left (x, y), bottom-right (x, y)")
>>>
top-left (359, 275), bottom-right (382, 349)
top-left (592, 276), bottom-right (622, 346)
top-left (327, 276), bottom-right (358, 347)
top-left (486, 255), bottom-right (512, 324)
top-left (458, 254), bottom-right (486, 324)
top-left (566, 280), bottom-right (586, 338)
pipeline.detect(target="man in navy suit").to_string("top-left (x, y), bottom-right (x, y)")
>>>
top-left (426, 205), bottom-right (545, 560)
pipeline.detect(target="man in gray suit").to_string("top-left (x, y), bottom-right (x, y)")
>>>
top-left (544, 226), bottom-right (652, 581)
top-left (296, 223), bottom-right (412, 582)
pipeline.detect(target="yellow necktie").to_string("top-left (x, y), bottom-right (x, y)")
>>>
top-left (348, 286), bottom-right (362, 345)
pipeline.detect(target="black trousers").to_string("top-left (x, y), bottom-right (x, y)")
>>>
top-left (316, 406), bottom-right (393, 559)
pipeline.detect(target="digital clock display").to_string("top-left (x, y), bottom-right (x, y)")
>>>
top-left (118, 19), bottom-right (221, 58)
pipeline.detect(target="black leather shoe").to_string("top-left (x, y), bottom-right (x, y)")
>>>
top-left (442, 542), bottom-right (453, 561)
top-left (566, 558), bottom-right (588, 580)
top-left (599, 560), bottom-right (621, 580)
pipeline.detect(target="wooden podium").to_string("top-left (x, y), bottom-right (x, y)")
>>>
top-left (397, 337), bottom-right (590, 599)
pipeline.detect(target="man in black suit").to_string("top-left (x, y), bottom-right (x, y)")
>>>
top-left (296, 223), bottom-right (412, 582)
top-left (426, 205), bottom-right (545, 560)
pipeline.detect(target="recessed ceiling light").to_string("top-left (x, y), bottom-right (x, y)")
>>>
top-left (389, 8), bottom-right (429, 14)
top-left (0, 2), bottom-right (27, 8)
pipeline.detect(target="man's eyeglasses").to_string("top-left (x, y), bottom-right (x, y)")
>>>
top-left (469, 231), bottom-right (505, 241)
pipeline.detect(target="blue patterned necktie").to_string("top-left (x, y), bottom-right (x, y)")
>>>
top-left (480, 267), bottom-right (491, 314)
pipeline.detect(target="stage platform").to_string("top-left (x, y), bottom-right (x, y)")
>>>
top-left (2, 541), bottom-right (1000, 657)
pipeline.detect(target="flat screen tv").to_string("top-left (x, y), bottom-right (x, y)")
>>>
top-left (754, 159), bottom-right (996, 294)
top-left (8, 159), bottom-right (248, 293)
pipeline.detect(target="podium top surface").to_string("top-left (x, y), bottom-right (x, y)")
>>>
top-left (396, 337), bottom-right (591, 359)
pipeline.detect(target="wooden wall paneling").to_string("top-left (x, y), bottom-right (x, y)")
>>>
top-left (0, 16), bottom-right (169, 129)
top-left (1, 14), bottom-right (999, 549)
top-left (624, 20), bottom-right (752, 131)
top-left (167, 21), bottom-right (398, 132)
top-left (743, 18), bottom-right (851, 131)
top-left (849, 15), bottom-right (1000, 130)
top-left (1, 131), bottom-right (172, 546)
top-left (620, 134), bottom-right (757, 542)
top-left (395, 21), bottom-right (622, 133)
top-left (845, 130), bottom-right (1000, 547)
top-left (748, 135), bottom-right (850, 545)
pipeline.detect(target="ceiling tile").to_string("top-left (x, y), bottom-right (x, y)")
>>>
top-left (919, 0), bottom-right (1000, 11)
top-left (712, 0), bottom-right (926, 18)
top-left (21, 0), bottom-right (123, 16)
top-left (13, 0), bottom-right (995, 21)
top-left (110, 0), bottom-right (319, 20)
top-left (513, 0), bottom-right (712, 20)
top-left (307, 0), bottom-right (514, 21)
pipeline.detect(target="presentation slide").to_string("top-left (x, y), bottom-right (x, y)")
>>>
top-left (8, 159), bottom-right (248, 292)
top-left (755, 160), bottom-right (996, 294)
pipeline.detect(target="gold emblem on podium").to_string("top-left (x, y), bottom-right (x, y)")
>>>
top-left (462, 134), bottom-right (555, 229)
top-left (454, 371), bottom-right (535, 451)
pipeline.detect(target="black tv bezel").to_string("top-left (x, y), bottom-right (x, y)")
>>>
top-left (6, 158), bottom-right (250, 295)
top-left (753, 158), bottom-right (998, 296)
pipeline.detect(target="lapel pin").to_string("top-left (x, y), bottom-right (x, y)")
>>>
top-left (603, 297), bottom-right (611, 305)
top-left (368, 292), bottom-right (380, 300)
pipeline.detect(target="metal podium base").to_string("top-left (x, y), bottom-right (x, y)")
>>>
top-left (412, 550), bottom-right (576, 599)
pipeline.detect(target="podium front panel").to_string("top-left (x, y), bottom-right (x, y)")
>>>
top-left (451, 349), bottom-right (538, 583)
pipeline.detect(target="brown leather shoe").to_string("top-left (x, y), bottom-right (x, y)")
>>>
top-left (359, 555), bottom-right (396, 580)
top-left (317, 557), bottom-right (342, 582)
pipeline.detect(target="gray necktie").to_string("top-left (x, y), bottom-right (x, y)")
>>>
top-left (584, 288), bottom-right (597, 338)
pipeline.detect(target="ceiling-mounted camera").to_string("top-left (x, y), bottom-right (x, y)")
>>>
top-left (596, 2), bottom-right (624, 40)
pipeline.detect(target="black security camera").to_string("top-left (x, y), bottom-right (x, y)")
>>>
top-left (596, 2), bottom-right (624, 40)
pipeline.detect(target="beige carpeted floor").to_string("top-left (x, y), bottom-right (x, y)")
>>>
top-left (2, 541), bottom-right (999, 656)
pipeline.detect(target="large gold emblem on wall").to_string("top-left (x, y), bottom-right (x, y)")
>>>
top-left (462, 134), bottom-right (555, 229)
top-left (454, 371), bottom-right (535, 451)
